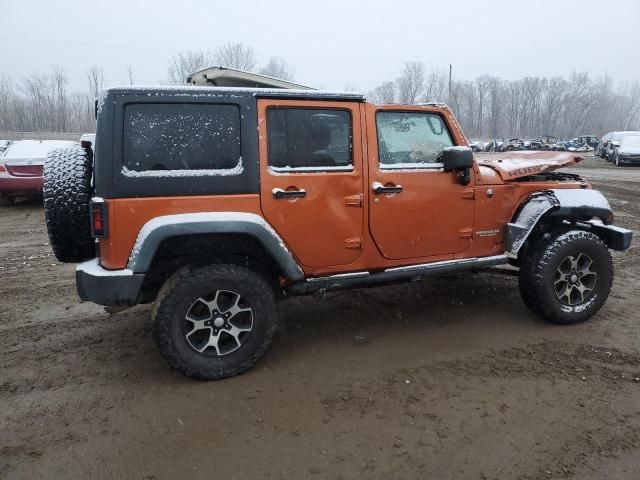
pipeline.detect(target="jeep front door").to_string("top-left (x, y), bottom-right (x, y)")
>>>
top-left (367, 106), bottom-right (475, 260)
top-left (258, 100), bottom-right (365, 269)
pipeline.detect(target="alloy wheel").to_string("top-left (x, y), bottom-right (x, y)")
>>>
top-left (554, 253), bottom-right (598, 306)
top-left (183, 290), bottom-right (254, 356)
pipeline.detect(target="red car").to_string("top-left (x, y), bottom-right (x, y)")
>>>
top-left (0, 140), bottom-right (78, 205)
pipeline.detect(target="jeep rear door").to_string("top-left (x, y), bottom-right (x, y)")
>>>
top-left (365, 104), bottom-right (475, 260)
top-left (257, 99), bottom-right (365, 269)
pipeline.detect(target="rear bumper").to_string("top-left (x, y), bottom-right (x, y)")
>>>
top-left (0, 174), bottom-right (42, 195)
top-left (76, 259), bottom-right (145, 306)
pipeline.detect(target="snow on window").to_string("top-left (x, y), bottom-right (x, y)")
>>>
top-left (121, 158), bottom-right (243, 178)
top-left (122, 103), bottom-right (242, 175)
top-left (376, 112), bottom-right (453, 166)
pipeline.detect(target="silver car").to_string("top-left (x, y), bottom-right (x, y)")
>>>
top-left (612, 135), bottom-right (640, 166)
top-left (605, 131), bottom-right (640, 161)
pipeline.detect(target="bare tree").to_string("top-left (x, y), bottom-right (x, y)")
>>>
top-left (52, 66), bottom-right (68, 131)
top-left (396, 62), bottom-right (425, 104)
top-left (370, 81), bottom-right (396, 103)
top-left (167, 50), bottom-right (212, 84)
top-left (474, 76), bottom-right (492, 138)
top-left (486, 76), bottom-right (503, 138)
top-left (213, 42), bottom-right (257, 71)
top-left (259, 57), bottom-right (295, 80)
top-left (86, 66), bottom-right (104, 100)
top-left (423, 69), bottom-right (448, 103)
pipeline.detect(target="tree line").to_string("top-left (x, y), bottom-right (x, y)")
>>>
top-left (371, 62), bottom-right (640, 139)
top-left (1, 42), bottom-right (638, 140)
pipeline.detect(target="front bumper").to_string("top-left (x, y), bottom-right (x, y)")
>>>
top-left (76, 259), bottom-right (145, 306)
top-left (0, 175), bottom-right (42, 195)
top-left (619, 156), bottom-right (640, 165)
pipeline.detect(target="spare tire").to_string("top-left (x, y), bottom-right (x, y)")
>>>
top-left (43, 145), bottom-right (95, 263)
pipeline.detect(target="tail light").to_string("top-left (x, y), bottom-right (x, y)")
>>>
top-left (0, 164), bottom-right (7, 174)
top-left (90, 197), bottom-right (108, 237)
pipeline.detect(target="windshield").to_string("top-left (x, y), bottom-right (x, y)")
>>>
top-left (376, 112), bottom-right (453, 166)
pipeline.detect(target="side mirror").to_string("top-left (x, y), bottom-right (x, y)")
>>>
top-left (612, 140), bottom-right (620, 147)
top-left (442, 146), bottom-right (474, 186)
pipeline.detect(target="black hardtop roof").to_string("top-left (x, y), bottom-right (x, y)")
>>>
top-left (101, 85), bottom-right (365, 102)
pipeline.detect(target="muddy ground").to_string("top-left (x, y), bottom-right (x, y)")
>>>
top-left (1, 155), bottom-right (639, 479)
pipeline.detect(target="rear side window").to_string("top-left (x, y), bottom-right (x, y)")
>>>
top-left (267, 108), bottom-right (352, 171)
top-left (123, 103), bottom-right (242, 176)
top-left (376, 111), bottom-right (453, 168)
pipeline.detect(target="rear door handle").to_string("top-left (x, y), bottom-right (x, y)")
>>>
top-left (272, 188), bottom-right (307, 199)
top-left (372, 182), bottom-right (403, 194)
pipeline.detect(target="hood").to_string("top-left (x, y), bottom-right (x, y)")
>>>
top-left (619, 146), bottom-right (640, 155)
top-left (475, 151), bottom-right (583, 181)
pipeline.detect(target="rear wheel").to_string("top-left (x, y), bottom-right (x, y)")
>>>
top-left (518, 230), bottom-right (612, 324)
top-left (152, 264), bottom-right (278, 380)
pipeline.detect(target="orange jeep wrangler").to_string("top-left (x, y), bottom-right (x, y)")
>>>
top-left (43, 86), bottom-right (632, 380)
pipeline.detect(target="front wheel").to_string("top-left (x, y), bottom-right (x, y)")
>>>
top-left (152, 264), bottom-right (278, 380)
top-left (519, 230), bottom-right (613, 324)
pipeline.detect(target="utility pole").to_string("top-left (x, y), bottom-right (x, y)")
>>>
top-left (448, 64), bottom-right (452, 105)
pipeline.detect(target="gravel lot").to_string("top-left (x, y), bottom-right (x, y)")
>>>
top-left (1, 155), bottom-right (639, 479)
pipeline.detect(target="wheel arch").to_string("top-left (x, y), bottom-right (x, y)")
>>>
top-left (128, 213), bottom-right (304, 300)
top-left (505, 189), bottom-right (625, 255)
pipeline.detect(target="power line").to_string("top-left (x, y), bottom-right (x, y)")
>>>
top-left (0, 35), bottom-right (544, 79)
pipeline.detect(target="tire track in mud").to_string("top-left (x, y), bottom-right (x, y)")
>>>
top-left (320, 341), bottom-right (640, 479)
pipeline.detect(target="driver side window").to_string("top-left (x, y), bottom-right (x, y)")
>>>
top-left (376, 111), bottom-right (453, 169)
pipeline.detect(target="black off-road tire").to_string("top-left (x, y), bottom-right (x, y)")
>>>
top-left (43, 146), bottom-right (94, 263)
top-left (152, 264), bottom-right (278, 380)
top-left (518, 230), bottom-right (613, 324)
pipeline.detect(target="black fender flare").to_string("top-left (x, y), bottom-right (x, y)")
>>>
top-left (126, 212), bottom-right (304, 281)
top-left (505, 189), bottom-right (623, 254)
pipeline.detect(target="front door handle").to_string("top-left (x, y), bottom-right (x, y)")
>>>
top-left (272, 188), bottom-right (306, 199)
top-left (372, 182), bottom-right (403, 194)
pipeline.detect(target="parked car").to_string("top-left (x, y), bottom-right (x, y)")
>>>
top-left (41, 85), bottom-right (632, 380)
top-left (0, 140), bottom-right (78, 205)
top-left (485, 139), bottom-right (505, 152)
top-left (605, 131), bottom-right (640, 161)
top-left (612, 135), bottom-right (640, 166)
top-left (576, 135), bottom-right (599, 149)
top-left (596, 132), bottom-right (613, 158)
top-left (469, 139), bottom-right (484, 152)
top-left (564, 139), bottom-right (592, 152)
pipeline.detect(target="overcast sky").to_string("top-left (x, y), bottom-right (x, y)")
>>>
top-left (1, 0), bottom-right (639, 93)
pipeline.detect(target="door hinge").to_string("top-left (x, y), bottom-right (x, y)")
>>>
top-left (345, 237), bottom-right (362, 249)
top-left (461, 188), bottom-right (475, 199)
top-left (345, 194), bottom-right (363, 207)
top-left (459, 228), bottom-right (473, 239)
